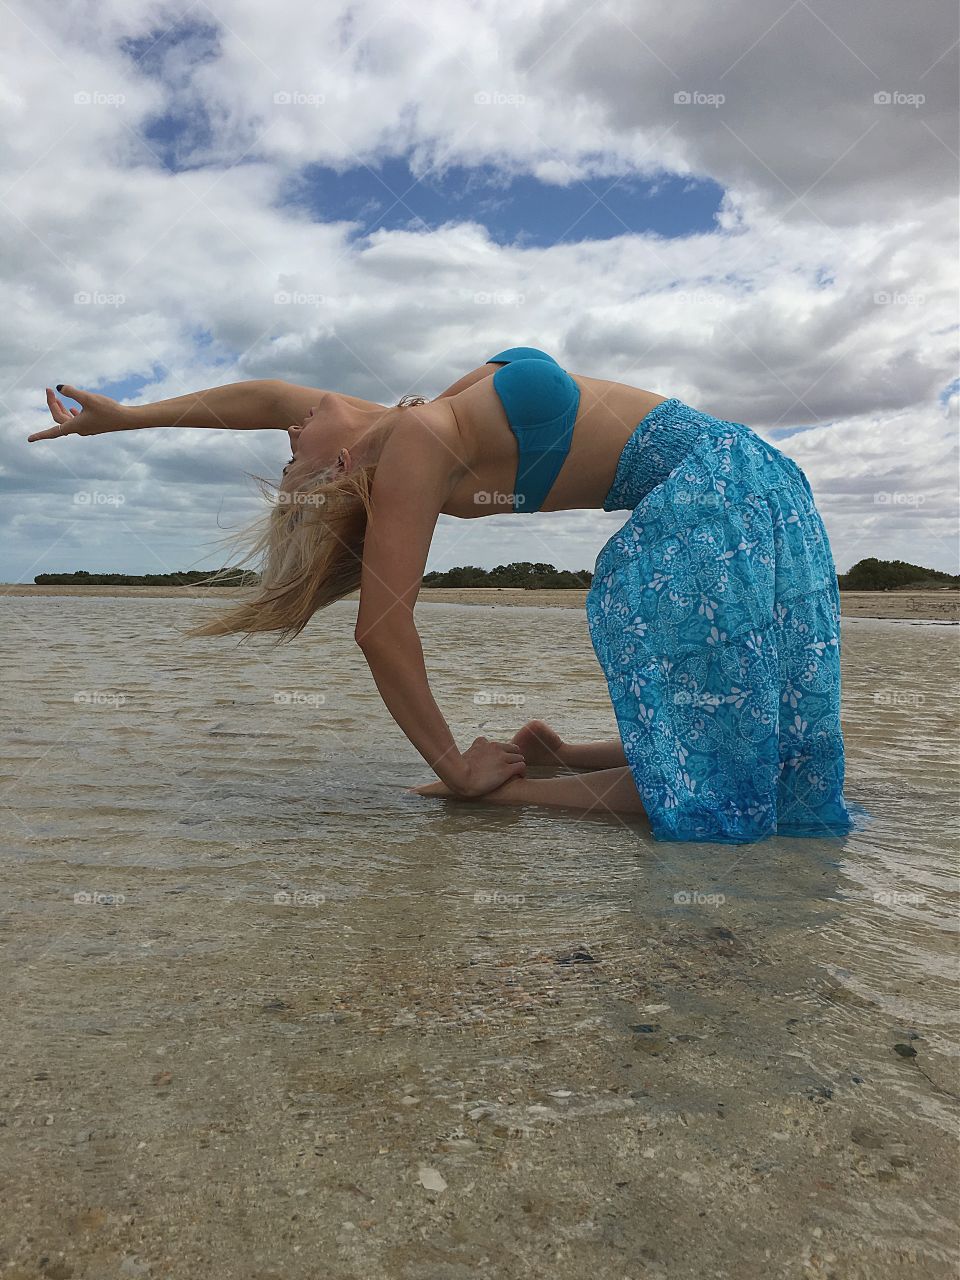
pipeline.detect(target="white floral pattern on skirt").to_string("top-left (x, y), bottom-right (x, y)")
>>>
top-left (586, 399), bottom-right (853, 844)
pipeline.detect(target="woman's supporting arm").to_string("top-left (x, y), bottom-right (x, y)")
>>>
top-left (354, 406), bottom-right (525, 796)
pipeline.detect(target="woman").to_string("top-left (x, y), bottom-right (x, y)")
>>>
top-left (32, 346), bottom-right (852, 842)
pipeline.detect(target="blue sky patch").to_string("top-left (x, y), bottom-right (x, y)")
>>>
top-left (280, 159), bottom-right (724, 245)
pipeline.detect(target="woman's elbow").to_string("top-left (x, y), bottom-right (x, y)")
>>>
top-left (354, 617), bottom-right (415, 654)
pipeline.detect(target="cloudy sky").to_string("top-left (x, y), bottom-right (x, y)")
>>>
top-left (2, 0), bottom-right (957, 581)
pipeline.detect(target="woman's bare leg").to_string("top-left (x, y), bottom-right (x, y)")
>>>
top-left (510, 720), bottom-right (627, 770)
top-left (413, 765), bottom-right (646, 817)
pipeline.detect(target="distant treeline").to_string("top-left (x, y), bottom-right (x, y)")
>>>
top-left (34, 569), bottom-right (259, 587)
top-left (31, 558), bottom-right (959, 592)
top-left (837, 559), bottom-right (960, 590)
top-left (422, 561), bottom-right (593, 588)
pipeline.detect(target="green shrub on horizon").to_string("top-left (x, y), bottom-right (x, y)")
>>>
top-left (31, 557), bottom-right (959, 591)
top-left (837, 558), bottom-right (960, 591)
top-left (33, 569), bottom-right (260, 587)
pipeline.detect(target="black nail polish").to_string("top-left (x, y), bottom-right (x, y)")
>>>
top-left (56, 384), bottom-right (64, 392)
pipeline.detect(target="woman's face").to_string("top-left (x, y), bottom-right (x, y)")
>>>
top-left (282, 392), bottom-right (356, 482)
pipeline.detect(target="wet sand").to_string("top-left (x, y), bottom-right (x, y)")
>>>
top-left (1, 597), bottom-right (958, 1279)
top-left (3, 583), bottom-right (959, 621)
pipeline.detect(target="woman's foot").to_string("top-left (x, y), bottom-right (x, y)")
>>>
top-left (509, 720), bottom-right (567, 766)
top-left (410, 779), bottom-right (455, 797)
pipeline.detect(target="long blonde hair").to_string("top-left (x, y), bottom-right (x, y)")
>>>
top-left (189, 394), bottom-right (426, 642)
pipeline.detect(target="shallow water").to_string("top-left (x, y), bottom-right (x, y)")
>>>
top-left (1, 596), bottom-right (958, 1279)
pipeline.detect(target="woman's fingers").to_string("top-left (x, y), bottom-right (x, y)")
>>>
top-left (29, 388), bottom-right (77, 441)
top-left (56, 384), bottom-right (88, 406)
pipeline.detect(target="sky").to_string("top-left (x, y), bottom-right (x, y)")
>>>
top-left (1, 0), bottom-right (958, 582)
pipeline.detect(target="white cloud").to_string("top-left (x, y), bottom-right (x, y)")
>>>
top-left (1, 0), bottom-right (957, 583)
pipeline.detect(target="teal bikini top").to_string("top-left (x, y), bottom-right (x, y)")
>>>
top-left (485, 346), bottom-right (581, 513)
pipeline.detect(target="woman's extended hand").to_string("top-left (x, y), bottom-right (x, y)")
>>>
top-left (28, 386), bottom-right (131, 442)
top-left (450, 736), bottom-right (527, 797)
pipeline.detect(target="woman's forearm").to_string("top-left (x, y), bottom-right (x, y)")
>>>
top-left (125, 379), bottom-right (290, 430)
top-left (358, 632), bottom-right (466, 788)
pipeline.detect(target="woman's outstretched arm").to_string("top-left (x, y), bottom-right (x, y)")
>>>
top-left (29, 380), bottom-right (386, 442)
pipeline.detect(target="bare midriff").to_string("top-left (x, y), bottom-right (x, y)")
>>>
top-left (441, 373), bottom-right (670, 518)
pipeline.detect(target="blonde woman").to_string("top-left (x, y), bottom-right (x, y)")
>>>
top-left (33, 346), bottom-right (853, 843)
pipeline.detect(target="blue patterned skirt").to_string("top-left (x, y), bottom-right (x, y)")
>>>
top-left (585, 398), bottom-right (852, 844)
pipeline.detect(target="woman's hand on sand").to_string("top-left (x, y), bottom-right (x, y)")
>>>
top-left (412, 736), bottom-right (526, 799)
top-left (455, 736), bottom-right (527, 796)
top-left (28, 386), bottom-right (130, 442)
top-left (509, 719), bottom-right (567, 766)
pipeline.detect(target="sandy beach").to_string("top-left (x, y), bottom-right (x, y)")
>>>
top-left (1, 593), bottom-right (958, 1279)
top-left (3, 583), bottom-right (959, 622)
